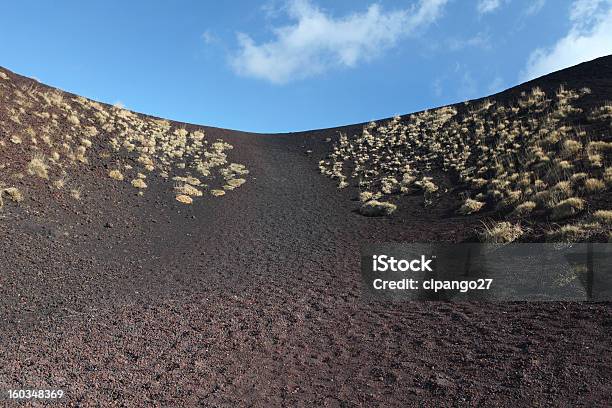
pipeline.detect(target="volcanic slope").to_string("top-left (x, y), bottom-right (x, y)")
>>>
top-left (0, 56), bottom-right (610, 406)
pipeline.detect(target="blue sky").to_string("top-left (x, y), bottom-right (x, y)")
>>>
top-left (0, 0), bottom-right (610, 133)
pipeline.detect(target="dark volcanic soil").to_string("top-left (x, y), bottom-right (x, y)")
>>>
top-left (0, 57), bottom-right (611, 407)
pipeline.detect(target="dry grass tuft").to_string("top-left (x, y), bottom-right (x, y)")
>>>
top-left (3, 187), bottom-right (24, 203)
top-left (359, 200), bottom-right (397, 216)
top-left (175, 183), bottom-right (202, 197)
top-left (359, 192), bottom-right (374, 203)
top-left (593, 210), bottom-right (612, 224)
top-left (562, 139), bottom-right (582, 155)
top-left (546, 225), bottom-right (585, 242)
top-left (66, 114), bottom-right (80, 126)
top-left (131, 179), bottom-right (147, 189)
top-left (605, 167), bottom-right (612, 185)
top-left (27, 154), bottom-right (49, 179)
top-left (175, 194), bottom-right (193, 204)
top-left (479, 221), bottom-right (524, 243)
top-left (512, 201), bottom-right (536, 217)
top-left (551, 197), bottom-right (585, 220)
top-left (1, 187), bottom-right (24, 208)
top-left (108, 169), bottom-right (124, 181)
top-left (224, 178), bottom-right (246, 190)
top-left (457, 198), bottom-right (485, 215)
top-left (52, 178), bottom-right (66, 189)
top-left (70, 189), bottom-right (81, 200)
top-left (545, 222), bottom-right (600, 242)
top-left (583, 178), bottom-right (605, 193)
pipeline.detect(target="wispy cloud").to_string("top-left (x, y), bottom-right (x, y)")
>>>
top-left (201, 30), bottom-right (218, 45)
top-left (477, 0), bottom-right (507, 14)
top-left (525, 0), bottom-right (546, 16)
top-left (521, 0), bottom-right (612, 81)
top-left (230, 0), bottom-right (449, 84)
top-left (487, 75), bottom-right (505, 94)
top-left (458, 70), bottom-right (478, 99)
top-left (447, 32), bottom-right (491, 51)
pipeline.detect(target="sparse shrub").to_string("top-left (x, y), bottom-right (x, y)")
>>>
top-left (551, 197), bottom-right (585, 220)
top-left (66, 114), bottom-right (80, 126)
top-left (381, 177), bottom-right (399, 194)
top-left (546, 222), bottom-right (600, 242)
top-left (496, 190), bottom-right (522, 210)
top-left (359, 200), bottom-right (397, 216)
top-left (108, 169), bottom-right (124, 181)
top-left (583, 178), bottom-right (605, 193)
top-left (552, 181), bottom-right (573, 198)
top-left (3, 187), bottom-right (23, 203)
top-left (563, 139), bottom-right (582, 155)
top-left (175, 183), bottom-right (202, 196)
top-left (359, 191), bottom-right (374, 202)
top-left (605, 167), bottom-right (612, 185)
top-left (27, 154), bottom-right (49, 179)
top-left (421, 180), bottom-right (438, 194)
top-left (318, 85), bottom-right (601, 225)
top-left (593, 210), bottom-right (612, 224)
top-left (533, 190), bottom-right (552, 207)
top-left (589, 104), bottom-right (612, 121)
top-left (512, 201), bottom-right (536, 217)
top-left (556, 160), bottom-right (573, 171)
top-left (185, 176), bottom-right (201, 185)
top-left (0, 89), bottom-right (250, 204)
top-left (131, 179), bottom-right (147, 189)
top-left (457, 198), bottom-right (484, 215)
top-left (175, 194), bottom-right (193, 204)
top-left (587, 141), bottom-right (612, 153)
top-left (0, 187), bottom-right (23, 208)
top-left (471, 178), bottom-right (487, 189)
top-left (225, 178), bottom-right (246, 189)
top-left (587, 153), bottom-right (602, 168)
top-left (52, 178), bottom-right (66, 189)
top-left (546, 225), bottom-right (585, 242)
top-left (570, 172), bottom-right (588, 185)
top-left (479, 221), bottom-right (524, 243)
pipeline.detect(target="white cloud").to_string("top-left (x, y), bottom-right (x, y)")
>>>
top-left (521, 0), bottom-right (612, 81)
top-left (477, 0), bottom-right (507, 14)
top-left (230, 0), bottom-right (448, 84)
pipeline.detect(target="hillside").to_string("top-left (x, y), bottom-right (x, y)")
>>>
top-left (0, 56), bottom-right (610, 406)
